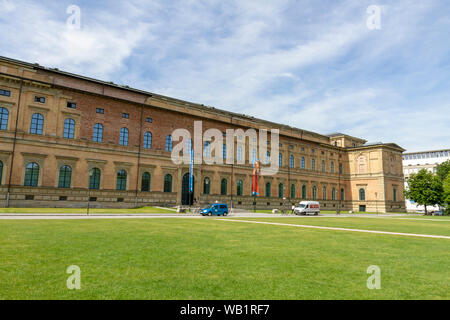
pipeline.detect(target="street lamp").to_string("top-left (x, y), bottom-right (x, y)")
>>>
top-left (375, 192), bottom-right (378, 215)
top-left (87, 169), bottom-right (94, 216)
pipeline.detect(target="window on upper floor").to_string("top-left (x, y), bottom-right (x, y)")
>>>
top-left (96, 108), bottom-right (104, 114)
top-left (119, 127), bottom-right (129, 146)
top-left (93, 123), bottom-right (103, 142)
top-left (34, 96), bottom-right (45, 103)
top-left (63, 118), bottom-right (75, 139)
top-left (0, 107), bottom-right (8, 131)
top-left (146, 117), bottom-right (152, 123)
top-left (143, 131), bottom-right (152, 149)
top-left (0, 89), bottom-right (11, 97)
top-left (66, 102), bottom-right (76, 109)
top-left (30, 113), bottom-right (44, 135)
top-left (122, 113), bottom-right (129, 119)
top-left (165, 135), bottom-right (173, 152)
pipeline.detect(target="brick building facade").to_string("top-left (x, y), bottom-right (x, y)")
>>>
top-left (0, 56), bottom-right (406, 212)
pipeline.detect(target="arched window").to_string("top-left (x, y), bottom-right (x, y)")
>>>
top-left (251, 148), bottom-right (257, 163)
top-left (311, 159), bottom-right (316, 171)
top-left (143, 131), bottom-right (152, 149)
top-left (301, 157), bottom-right (305, 169)
top-left (278, 153), bottom-right (282, 167)
top-left (203, 177), bottom-right (210, 195)
top-left (330, 162), bottom-right (335, 173)
top-left (278, 183), bottom-right (284, 198)
top-left (237, 146), bottom-right (243, 162)
top-left (165, 135), bottom-right (173, 151)
top-left (0, 107), bottom-right (9, 130)
top-left (222, 144), bottom-right (227, 160)
top-left (312, 186), bottom-right (317, 200)
top-left (204, 141), bottom-right (211, 158)
top-left (290, 184), bottom-right (295, 199)
top-left (341, 188), bottom-right (345, 201)
top-left (302, 185), bottom-right (307, 199)
top-left (164, 174), bottom-right (172, 192)
top-left (116, 170), bottom-right (127, 190)
top-left (237, 179), bottom-right (243, 196)
top-left (89, 168), bottom-right (101, 190)
top-left (289, 155), bottom-right (294, 168)
top-left (221, 178), bottom-right (227, 195)
top-left (359, 188), bottom-right (365, 201)
top-left (93, 123), bottom-right (103, 142)
top-left (63, 118), bottom-right (75, 139)
top-left (322, 186), bottom-right (327, 200)
top-left (265, 182), bottom-right (271, 198)
top-left (0, 160), bottom-right (3, 184)
top-left (24, 162), bottom-right (39, 186)
top-left (332, 188), bottom-right (337, 200)
top-left (186, 138), bottom-right (192, 154)
top-left (119, 128), bottom-right (129, 146)
top-left (30, 113), bottom-right (44, 135)
top-left (58, 165), bottom-right (72, 188)
top-left (141, 172), bottom-right (151, 192)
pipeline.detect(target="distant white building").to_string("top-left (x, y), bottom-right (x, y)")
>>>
top-left (402, 149), bottom-right (450, 212)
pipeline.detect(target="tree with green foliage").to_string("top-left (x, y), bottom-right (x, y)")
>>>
top-left (404, 169), bottom-right (443, 215)
top-left (436, 160), bottom-right (450, 183)
top-left (443, 174), bottom-right (450, 214)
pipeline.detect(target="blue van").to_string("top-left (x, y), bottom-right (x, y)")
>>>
top-left (201, 203), bottom-right (229, 216)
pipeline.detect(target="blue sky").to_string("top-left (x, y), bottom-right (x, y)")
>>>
top-left (1, 0), bottom-right (449, 152)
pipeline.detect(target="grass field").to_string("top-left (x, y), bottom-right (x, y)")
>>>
top-left (0, 216), bottom-right (448, 300)
top-left (0, 206), bottom-right (176, 214)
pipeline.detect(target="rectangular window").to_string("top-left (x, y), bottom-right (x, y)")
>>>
top-left (122, 113), bottom-right (129, 119)
top-left (34, 96), bottom-right (46, 103)
top-left (146, 117), bottom-right (152, 123)
top-left (66, 102), bottom-right (76, 109)
top-left (0, 89), bottom-right (11, 97)
top-left (96, 108), bottom-right (104, 114)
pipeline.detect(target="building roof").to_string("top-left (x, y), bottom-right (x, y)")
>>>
top-left (403, 148), bottom-right (450, 155)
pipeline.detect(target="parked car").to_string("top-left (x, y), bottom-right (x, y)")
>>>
top-left (433, 211), bottom-right (443, 216)
top-left (200, 203), bottom-right (229, 216)
top-left (294, 201), bottom-right (320, 216)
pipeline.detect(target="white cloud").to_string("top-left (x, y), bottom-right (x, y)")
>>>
top-left (0, 1), bottom-right (149, 79)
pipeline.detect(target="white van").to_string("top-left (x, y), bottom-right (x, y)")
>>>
top-left (294, 201), bottom-right (320, 216)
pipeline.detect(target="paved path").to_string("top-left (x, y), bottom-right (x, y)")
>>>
top-left (0, 212), bottom-right (426, 220)
top-left (217, 219), bottom-right (450, 240)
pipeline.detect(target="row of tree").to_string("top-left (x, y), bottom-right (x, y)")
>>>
top-left (404, 160), bottom-right (450, 215)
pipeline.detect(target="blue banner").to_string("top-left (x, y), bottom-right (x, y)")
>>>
top-left (189, 147), bottom-right (194, 193)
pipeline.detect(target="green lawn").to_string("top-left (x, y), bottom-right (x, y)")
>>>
top-left (0, 206), bottom-right (176, 214)
top-left (0, 217), bottom-right (448, 299)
